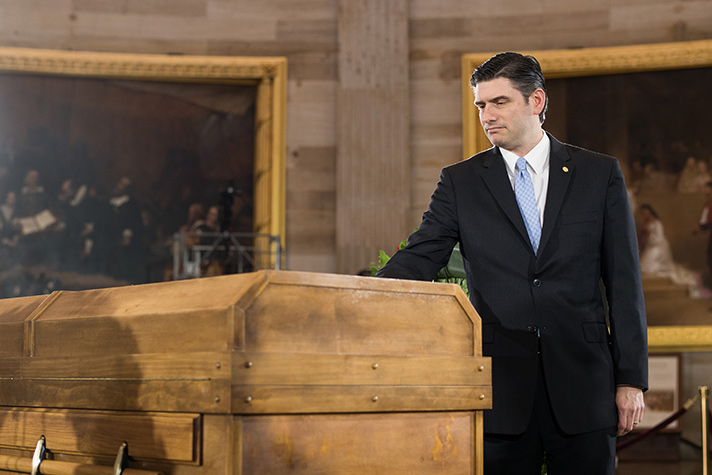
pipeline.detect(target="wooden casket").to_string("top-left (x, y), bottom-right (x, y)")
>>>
top-left (0, 270), bottom-right (491, 474)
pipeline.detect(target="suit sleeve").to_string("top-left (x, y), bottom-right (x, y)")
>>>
top-left (601, 159), bottom-right (649, 391)
top-left (376, 168), bottom-right (460, 281)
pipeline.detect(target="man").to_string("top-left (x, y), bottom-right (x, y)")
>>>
top-left (17, 169), bottom-right (48, 218)
top-left (377, 52), bottom-right (647, 474)
top-left (108, 176), bottom-right (144, 282)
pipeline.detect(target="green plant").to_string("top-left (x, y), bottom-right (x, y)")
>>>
top-left (370, 234), bottom-right (469, 297)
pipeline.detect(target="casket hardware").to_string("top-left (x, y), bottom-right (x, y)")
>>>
top-left (113, 441), bottom-right (129, 475)
top-left (31, 435), bottom-right (46, 475)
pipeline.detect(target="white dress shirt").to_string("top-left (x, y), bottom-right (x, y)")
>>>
top-left (499, 133), bottom-right (551, 227)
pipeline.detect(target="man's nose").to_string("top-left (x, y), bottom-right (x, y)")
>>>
top-left (479, 104), bottom-right (495, 122)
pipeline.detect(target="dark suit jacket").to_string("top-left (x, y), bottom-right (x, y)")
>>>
top-left (377, 133), bottom-right (648, 435)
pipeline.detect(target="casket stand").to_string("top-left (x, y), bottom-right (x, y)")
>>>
top-left (0, 270), bottom-right (491, 474)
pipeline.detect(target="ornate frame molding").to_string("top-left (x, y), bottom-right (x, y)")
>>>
top-left (461, 40), bottom-right (712, 352)
top-left (648, 326), bottom-right (712, 353)
top-left (0, 46), bottom-right (287, 248)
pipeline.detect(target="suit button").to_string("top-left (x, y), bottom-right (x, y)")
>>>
top-left (532, 279), bottom-right (542, 287)
top-left (528, 325), bottom-right (538, 333)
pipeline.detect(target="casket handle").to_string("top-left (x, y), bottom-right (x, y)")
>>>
top-left (31, 435), bottom-right (46, 475)
top-left (113, 441), bottom-right (129, 475)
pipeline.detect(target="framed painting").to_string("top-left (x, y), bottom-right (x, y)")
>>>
top-left (638, 354), bottom-right (681, 431)
top-left (462, 40), bottom-right (712, 352)
top-left (0, 47), bottom-right (286, 294)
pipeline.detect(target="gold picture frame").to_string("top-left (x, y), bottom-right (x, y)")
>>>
top-left (0, 46), bottom-right (287, 249)
top-left (461, 40), bottom-right (712, 352)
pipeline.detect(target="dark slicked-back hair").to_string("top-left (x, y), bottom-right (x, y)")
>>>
top-left (470, 52), bottom-right (548, 124)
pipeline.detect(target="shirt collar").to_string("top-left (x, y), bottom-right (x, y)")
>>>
top-left (500, 132), bottom-right (550, 176)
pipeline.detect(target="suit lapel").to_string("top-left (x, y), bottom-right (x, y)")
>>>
top-left (480, 148), bottom-right (533, 252)
top-left (539, 134), bottom-right (573, 255)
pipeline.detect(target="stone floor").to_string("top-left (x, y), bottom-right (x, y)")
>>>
top-left (616, 440), bottom-right (707, 475)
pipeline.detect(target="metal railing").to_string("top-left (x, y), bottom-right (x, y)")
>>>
top-left (616, 385), bottom-right (710, 474)
top-left (172, 231), bottom-right (284, 280)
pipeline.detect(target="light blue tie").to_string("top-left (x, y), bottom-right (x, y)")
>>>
top-left (515, 157), bottom-right (541, 254)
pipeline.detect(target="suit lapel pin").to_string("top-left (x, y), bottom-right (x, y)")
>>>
top-left (562, 166), bottom-right (569, 173)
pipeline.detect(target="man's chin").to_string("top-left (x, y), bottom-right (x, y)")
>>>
top-left (487, 135), bottom-right (506, 148)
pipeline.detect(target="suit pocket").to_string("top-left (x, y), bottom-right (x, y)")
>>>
top-left (561, 212), bottom-right (600, 225)
top-left (560, 212), bottom-right (601, 240)
top-left (582, 322), bottom-right (609, 343)
top-left (482, 324), bottom-right (495, 344)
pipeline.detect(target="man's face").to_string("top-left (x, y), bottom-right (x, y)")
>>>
top-left (206, 206), bottom-right (219, 227)
top-left (474, 77), bottom-right (544, 156)
top-left (25, 170), bottom-right (39, 187)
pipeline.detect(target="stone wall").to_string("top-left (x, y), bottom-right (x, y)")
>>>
top-left (0, 0), bottom-right (711, 272)
top-left (1, 0), bottom-right (712, 460)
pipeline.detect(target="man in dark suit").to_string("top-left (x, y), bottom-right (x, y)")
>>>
top-left (377, 52), bottom-right (647, 474)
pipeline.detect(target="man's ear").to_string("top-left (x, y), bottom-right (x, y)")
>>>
top-left (530, 88), bottom-right (546, 116)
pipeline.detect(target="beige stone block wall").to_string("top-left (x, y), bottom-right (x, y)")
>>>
top-left (408, 0), bottom-right (712, 226)
top-left (0, 0), bottom-right (711, 459)
top-left (0, 0), bottom-right (712, 272)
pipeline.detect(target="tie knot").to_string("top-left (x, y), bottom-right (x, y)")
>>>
top-left (516, 157), bottom-right (528, 171)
